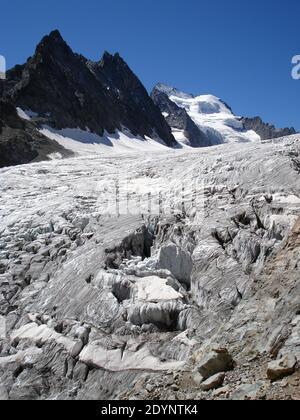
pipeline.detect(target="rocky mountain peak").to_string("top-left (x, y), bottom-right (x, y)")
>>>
top-left (100, 51), bottom-right (122, 64)
top-left (1, 31), bottom-right (176, 148)
top-left (43, 29), bottom-right (65, 43)
top-left (34, 29), bottom-right (70, 57)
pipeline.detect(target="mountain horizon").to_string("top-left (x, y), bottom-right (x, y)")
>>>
top-left (0, 29), bottom-right (297, 168)
top-left (1, 2), bottom-right (300, 403)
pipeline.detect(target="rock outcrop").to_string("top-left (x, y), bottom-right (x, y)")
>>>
top-left (0, 100), bottom-right (72, 168)
top-left (241, 116), bottom-right (296, 140)
top-left (196, 349), bottom-right (234, 380)
top-left (267, 355), bottom-right (297, 381)
top-left (200, 372), bottom-right (225, 391)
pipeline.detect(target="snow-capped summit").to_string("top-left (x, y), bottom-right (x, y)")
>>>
top-left (152, 83), bottom-right (260, 146)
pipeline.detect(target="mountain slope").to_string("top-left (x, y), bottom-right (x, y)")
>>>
top-left (0, 100), bottom-right (72, 168)
top-left (1, 30), bottom-right (176, 154)
top-left (152, 83), bottom-right (260, 145)
top-left (151, 86), bottom-right (211, 147)
top-left (153, 83), bottom-right (297, 146)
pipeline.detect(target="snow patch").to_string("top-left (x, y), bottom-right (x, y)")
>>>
top-left (133, 276), bottom-right (183, 302)
top-left (79, 343), bottom-right (184, 372)
top-left (16, 107), bottom-right (38, 121)
top-left (39, 126), bottom-right (170, 156)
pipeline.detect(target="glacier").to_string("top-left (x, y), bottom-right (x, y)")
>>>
top-left (0, 134), bottom-right (300, 399)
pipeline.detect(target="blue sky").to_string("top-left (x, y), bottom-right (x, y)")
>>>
top-left (1, 0), bottom-right (299, 130)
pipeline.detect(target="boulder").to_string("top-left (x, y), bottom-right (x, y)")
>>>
top-left (267, 354), bottom-right (297, 381)
top-left (212, 385), bottom-right (230, 397)
top-left (231, 382), bottom-right (265, 400)
top-left (200, 372), bottom-right (225, 391)
top-left (197, 348), bottom-right (234, 380)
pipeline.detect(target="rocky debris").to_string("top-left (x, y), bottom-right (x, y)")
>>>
top-left (230, 382), bottom-right (266, 401)
top-left (200, 372), bottom-right (225, 391)
top-left (121, 352), bottom-right (300, 401)
top-left (212, 385), bottom-right (230, 398)
top-left (242, 116), bottom-right (296, 141)
top-left (1, 30), bottom-right (176, 156)
top-left (267, 354), bottom-right (297, 381)
top-left (196, 349), bottom-right (234, 381)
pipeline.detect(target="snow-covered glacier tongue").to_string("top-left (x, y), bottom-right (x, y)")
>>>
top-left (0, 132), bottom-right (300, 400)
top-left (152, 83), bottom-right (261, 146)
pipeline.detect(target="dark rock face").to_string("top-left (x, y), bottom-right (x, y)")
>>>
top-left (241, 117), bottom-right (296, 140)
top-left (151, 85), bottom-right (211, 147)
top-left (2, 30), bottom-right (176, 147)
top-left (0, 100), bottom-right (72, 168)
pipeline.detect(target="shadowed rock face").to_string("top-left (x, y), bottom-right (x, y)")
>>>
top-left (1, 30), bottom-right (176, 147)
top-left (242, 117), bottom-right (296, 140)
top-left (0, 100), bottom-right (72, 168)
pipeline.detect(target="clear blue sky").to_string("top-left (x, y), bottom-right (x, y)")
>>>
top-left (1, 0), bottom-right (299, 130)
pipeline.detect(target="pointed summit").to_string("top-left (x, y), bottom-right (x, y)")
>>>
top-left (100, 51), bottom-right (124, 67)
top-left (34, 29), bottom-right (70, 58)
top-left (47, 29), bottom-right (64, 41)
top-left (38, 29), bottom-right (66, 47)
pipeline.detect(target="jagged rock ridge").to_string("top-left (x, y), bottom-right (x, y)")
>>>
top-left (1, 30), bottom-right (176, 152)
top-left (241, 116), bottom-right (296, 140)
